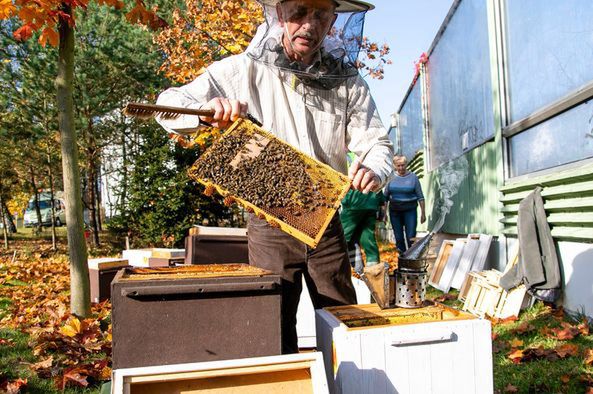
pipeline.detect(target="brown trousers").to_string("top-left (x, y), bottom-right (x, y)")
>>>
top-left (247, 214), bottom-right (357, 354)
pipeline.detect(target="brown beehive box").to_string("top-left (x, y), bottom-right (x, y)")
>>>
top-left (111, 264), bottom-right (282, 369)
top-left (188, 118), bottom-right (351, 248)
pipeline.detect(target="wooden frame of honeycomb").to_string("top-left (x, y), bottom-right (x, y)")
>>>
top-left (188, 118), bottom-right (352, 248)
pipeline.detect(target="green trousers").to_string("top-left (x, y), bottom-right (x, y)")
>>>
top-left (340, 209), bottom-right (380, 265)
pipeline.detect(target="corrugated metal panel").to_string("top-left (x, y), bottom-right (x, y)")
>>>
top-left (424, 140), bottom-right (501, 235)
top-left (499, 162), bottom-right (593, 241)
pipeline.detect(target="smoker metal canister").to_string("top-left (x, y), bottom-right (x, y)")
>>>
top-left (394, 267), bottom-right (428, 308)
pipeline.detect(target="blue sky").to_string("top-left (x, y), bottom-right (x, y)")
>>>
top-left (362, 0), bottom-right (454, 127)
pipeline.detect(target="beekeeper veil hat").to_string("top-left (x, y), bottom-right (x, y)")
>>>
top-left (246, 0), bottom-right (374, 89)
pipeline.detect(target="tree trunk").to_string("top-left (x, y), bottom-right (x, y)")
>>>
top-left (86, 117), bottom-right (100, 247)
top-left (30, 168), bottom-right (43, 233)
top-left (56, 4), bottom-right (90, 317)
top-left (0, 194), bottom-right (8, 249)
top-left (47, 147), bottom-right (57, 251)
top-left (95, 167), bottom-right (103, 231)
top-left (120, 128), bottom-right (127, 216)
top-left (1, 200), bottom-right (16, 234)
top-left (87, 157), bottom-right (100, 247)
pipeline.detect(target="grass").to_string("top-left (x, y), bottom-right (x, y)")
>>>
top-left (426, 287), bottom-right (593, 394)
top-left (1, 237), bottom-right (591, 393)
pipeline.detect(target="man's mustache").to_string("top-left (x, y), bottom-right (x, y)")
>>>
top-left (293, 31), bottom-right (317, 41)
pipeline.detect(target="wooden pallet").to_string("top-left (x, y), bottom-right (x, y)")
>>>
top-left (462, 248), bottom-right (529, 319)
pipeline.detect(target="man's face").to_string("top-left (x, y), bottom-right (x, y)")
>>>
top-left (278, 0), bottom-right (337, 64)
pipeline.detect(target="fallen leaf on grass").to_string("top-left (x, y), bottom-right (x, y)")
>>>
top-left (584, 349), bottom-right (593, 366)
top-left (586, 387), bottom-right (593, 394)
top-left (29, 356), bottom-right (53, 371)
top-left (508, 349), bottom-right (524, 364)
top-left (503, 383), bottom-right (518, 392)
top-left (492, 340), bottom-right (509, 354)
top-left (491, 316), bottom-right (519, 325)
top-left (512, 321), bottom-right (535, 335)
top-left (578, 319), bottom-right (590, 336)
top-left (509, 338), bottom-right (524, 348)
top-left (1, 378), bottom-right (27, 394)
top-left (59, 316), bottom-right (82, 337)
top-left (551, 306), bottom-right (565, 319)
top-left (554, 343), bottom-right (579, 358)
top-left (553, 322), bottom-right (581, 340)
top-left (54, 366), bottom-right (88, 390)
top-left (560, 374), bottom-right (571, 383)
top-left (0, 338), bottom-right (14, 347)
top-left (434, 293), bottom-right (457, 302)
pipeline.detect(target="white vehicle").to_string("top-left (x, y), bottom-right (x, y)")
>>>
top-left (23, 192), bottom-right (66, 227)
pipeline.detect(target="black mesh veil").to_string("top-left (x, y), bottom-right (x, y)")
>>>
top-left (246, 0), bottom-right (371, 89)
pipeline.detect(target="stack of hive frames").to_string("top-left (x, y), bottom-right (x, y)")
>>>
top-left (188, 118), bottom-right (351, 248)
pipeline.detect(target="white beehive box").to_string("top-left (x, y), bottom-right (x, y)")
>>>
top-left (297, 277), bottom-right (371, 348)
top-left (316, 303), bottom-right (493, 394)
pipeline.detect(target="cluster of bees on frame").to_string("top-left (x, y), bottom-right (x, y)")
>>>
top-left (190, 129), bottom-right (338, 232)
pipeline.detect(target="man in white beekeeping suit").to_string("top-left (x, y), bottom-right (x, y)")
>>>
top-left (156, 0), bottom-right (393, 354)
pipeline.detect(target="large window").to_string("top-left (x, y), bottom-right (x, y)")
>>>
top-left (427, 0), bottom-right (494, 169)
top-left (509, 100), bottom-right (593, 177)
top-left (504, 0), bottom-right (593, 123)
top-left (398, 81), bottom-right (424, 161)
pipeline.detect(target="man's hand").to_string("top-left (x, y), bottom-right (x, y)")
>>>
top-left (348, 159), bottom-right (380, 194)
top-left (420, 213), bottom-right (426, 224)
top-left (199, 97), bottom-right (247, 129)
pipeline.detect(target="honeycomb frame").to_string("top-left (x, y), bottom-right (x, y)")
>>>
top-left (188, 118), bottom-right (352, 248)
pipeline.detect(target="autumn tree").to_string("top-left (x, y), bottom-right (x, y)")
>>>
top-left (1, 0), bottom-right (167, 317)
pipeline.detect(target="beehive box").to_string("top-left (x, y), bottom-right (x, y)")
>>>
top-left (316, 303), bottom-right (493, 394)
top-left (111, 352), bottom-right (329, 394)
top-left (111, 264), bottom-right (282, 369)
top-left (188, 118), bottom-right (351, 248)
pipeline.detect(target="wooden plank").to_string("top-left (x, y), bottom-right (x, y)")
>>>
top-left (433, 239), bottom-right (466, 293)
top-left (501, 213), bottom-right (593, 225)
top-left (429, 240), bottom-right (454, 287)
top-left (450, 236), bottom-right (481, 290)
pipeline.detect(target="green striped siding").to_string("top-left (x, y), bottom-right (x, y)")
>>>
top-left (499, 163), bottom-right (593, 241)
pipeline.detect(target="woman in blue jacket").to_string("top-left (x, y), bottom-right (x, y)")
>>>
top-left (384, 156), bottom-right (426, 252)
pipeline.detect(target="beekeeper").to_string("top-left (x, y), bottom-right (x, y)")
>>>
top-left (156, 0), bottom-right (393, 354)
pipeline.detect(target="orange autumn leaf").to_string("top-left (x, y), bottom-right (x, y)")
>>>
top-left (509, 338), bottom-right (524, 348)
top-left (39, 26), bottom-right (59, 47)
top-left (508, 349), bottom-right (524, 364)
top-left (553, 322), bottom-right (581, 340)
top-left (55, 366), bottom-right (89, 390)
top-left (578, 319), bottom-right (590, 336)
top-left (13, 23), bottom-right (34, 41)
top-left (560, 374), bottom-right (571, 383)
top-left (491, 315), bottom-right (519, 325)
top-left (554, 343), bottom-right (579, 358)
top-left (584, 349), bottom-right (593, 366)
top-left (3, 378), bottom-right (28, 393)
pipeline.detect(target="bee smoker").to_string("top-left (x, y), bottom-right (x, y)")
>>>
top-left (359, 232), bottom-right (434, 309)
top-left (393, 232), bottom-right (434, 308)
